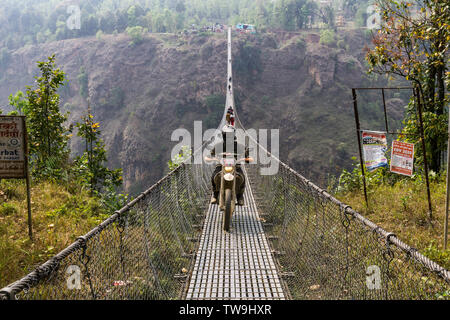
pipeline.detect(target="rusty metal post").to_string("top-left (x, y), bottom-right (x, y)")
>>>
top-left (381, 88), bottom-right (389, 133)
top-left (352, 88), bottom-right (369, 208)
top-left (414, 87), bottom-right (433, 221)
top-left (444, 105), bottom-right (450, 249)
top-left (23, 117), bottom-right (32, 240)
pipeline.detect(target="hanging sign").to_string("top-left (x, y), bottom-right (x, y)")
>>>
top-left (362, 130), bottom-right (388, 172)
top-left (390, 140), bottom-right (414, 176)
top-left (0, 115), bottom-right (33, 240)
top-left (0, 116), bottom-right (26, 178)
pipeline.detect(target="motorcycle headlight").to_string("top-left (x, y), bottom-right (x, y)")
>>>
top-left (224, 166), bottom-right (233, 173)
top-left (224, 173), bottom-right (234, 181)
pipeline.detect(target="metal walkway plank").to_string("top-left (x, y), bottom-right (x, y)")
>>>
top-left (186, 172), bottom-right (285, 300)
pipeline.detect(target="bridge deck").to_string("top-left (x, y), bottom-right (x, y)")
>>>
top-left (186, 172), bottom-right (286, 300)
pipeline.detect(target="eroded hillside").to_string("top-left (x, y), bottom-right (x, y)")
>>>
top-left (0, 30), bottom-right (404, 193)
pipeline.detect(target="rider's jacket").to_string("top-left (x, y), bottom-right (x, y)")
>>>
top-left (209, 140), bottom-right (250, 162)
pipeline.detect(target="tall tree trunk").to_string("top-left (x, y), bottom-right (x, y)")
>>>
top-left (425, 63), bottom-right (436, 112)
top-left (436, 63), bottom-right (445, 112)
top-left (426, 63), bottom-right (441, 172)
top-left (435, 61), bottom-right (445, 172)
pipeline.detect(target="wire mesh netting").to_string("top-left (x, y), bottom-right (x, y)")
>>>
top-left (2, 154), bottom-right (448, 300)
top-left (246, 159), bottom-right (450, 300)
top-left (0, 163), bottom-right (214, 300)
top-left (1, 27), bottom-right (449, 300)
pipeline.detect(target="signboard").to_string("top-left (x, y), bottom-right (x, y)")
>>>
top-left (390, 140), bottom-right (414, 176)
top-left (0, 116), bottom-right (26, 178)
top-left (362, 131), bottom-right (388, 172)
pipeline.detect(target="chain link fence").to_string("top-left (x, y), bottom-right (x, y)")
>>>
top-left (1, 121), bottom-right (449, 300)
top-left (0, 162), bottom-right (214, 300)
top-left (1, 134), bottom-right (448, 300)
top-left (246, 156), bottom-right (450, 300)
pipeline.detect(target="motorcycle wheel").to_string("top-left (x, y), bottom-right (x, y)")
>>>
top-left (223, 189), bottom-right (232, 231)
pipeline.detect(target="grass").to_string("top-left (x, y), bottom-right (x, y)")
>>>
top-left (336, 176), bottom-right (450, 270)
top-left (0, 179), bottom-right (110, 289)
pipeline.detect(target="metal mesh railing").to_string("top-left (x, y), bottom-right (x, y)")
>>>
top-left (0, 162), bottom-right (214, 300)
top-left (1, 26), bottom-right (449, 300)
top-left (246, 154), bottom-right (450, 300)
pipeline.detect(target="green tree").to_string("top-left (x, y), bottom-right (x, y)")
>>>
top-left (153, 13), bottom-right (167, 32)
top-left (0, 47), bottom-right (11, 68)
top-left (25, 55), bottom-right (71, 179)
top-left (175, 1), bottom-right (186, 14)
top-left (8, 91), bottom-right (29, 115)
top-left (127, 5), bottom-right (138, 27)
top-left (343, 0), bottom-right (366, 19)
top-left (55, 20), bottom-right (67, 41)
top-left (74, 105), bottom-right (122, 193)
top-left (99, 10), bottom-right (116, 33)
top-left (126, 26), bottom-right (146, 45)
top-left (319, 28), bottom-right (336, 46)
top-left (317, 4), bottom-right (336, 29)
top-left (366, 0), bottom-right (450, 172)
top-left (254, 0), bottom-right (270, 29)
top-left (274, 0), bottom-right (295, 30)
top-left (78, 67), bottom-right (89, 98)
top-left (168, 145), bottom-right (192, 170)
top-left (81, 14), bottom-right (99, 36)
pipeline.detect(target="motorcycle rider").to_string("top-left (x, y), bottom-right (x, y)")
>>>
top-left (226, 106), bottom-right (234, 125)
top-left (205, 125), bottom-right (252, 205)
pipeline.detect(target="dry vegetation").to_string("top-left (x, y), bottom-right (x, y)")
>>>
top-left (337, 177), bottom-right (450, 270)
top-left (0, 179), bottom-right (109, 288)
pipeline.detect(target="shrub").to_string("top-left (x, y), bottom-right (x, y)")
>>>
top-left (0, 47), bottom-right (11, 68)
top-left (96, 30), bottom-right (104, 40)
top-left (319, 29), bottom-right (336, 46)
top-left (0, 203), bottom-right (18, 216)
top-left (423, 241), bottom-right (450, 270)
top-left (126, 26), bottom-right (146, 45)
top-left (77, 67), bottom-right (88, 98)
top-left (296, 38), bottom-right (306, 50)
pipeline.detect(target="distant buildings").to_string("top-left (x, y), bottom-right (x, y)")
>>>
top-left (235, 24), bottom-right (257, 34)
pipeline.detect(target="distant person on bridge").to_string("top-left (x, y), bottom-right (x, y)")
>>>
top-left (226, 106), bottom-right (234, 126)
top-left (205, 125), bottom-right (252, 206)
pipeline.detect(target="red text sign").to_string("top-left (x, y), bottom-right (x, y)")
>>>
top-left (390, 140), bottom-right (414, 176)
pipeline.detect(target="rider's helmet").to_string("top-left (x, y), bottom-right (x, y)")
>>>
top-left (221, 125), bottom-right (235, 142)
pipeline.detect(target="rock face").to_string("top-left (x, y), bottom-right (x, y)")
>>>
top-left (307, 47), bottom-right (336, 88)
top-left (0, 30), bottom-right (399, 192)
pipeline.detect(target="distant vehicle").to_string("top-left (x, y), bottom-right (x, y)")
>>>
top-left (236, 23), bottom-right (256, 34)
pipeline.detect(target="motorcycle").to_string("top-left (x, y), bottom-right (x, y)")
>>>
top-left (209, 153), bottom-right (245, 231)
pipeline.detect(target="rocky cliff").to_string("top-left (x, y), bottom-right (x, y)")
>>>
top-left (0, 30), bottom-right (405, 193)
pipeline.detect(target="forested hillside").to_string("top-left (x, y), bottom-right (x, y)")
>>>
top-left (0, 0), bottom-right (371, 54)
top-left (0, 29), bottom-right (399, 193)
top-left (0, 0), bottom-right (448, 299)
top-left (0, 0), bottom-right (388, 193)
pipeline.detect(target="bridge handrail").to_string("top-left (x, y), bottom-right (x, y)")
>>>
top-left (0, 28), bottom-right (236, 299)
top-left (0, 159), bottom-right (194, 299)
top-left (235, 115), bottom-right (450, 283)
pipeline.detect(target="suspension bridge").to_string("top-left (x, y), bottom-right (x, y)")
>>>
top-left (0, 29), bottom-right (448, 300)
